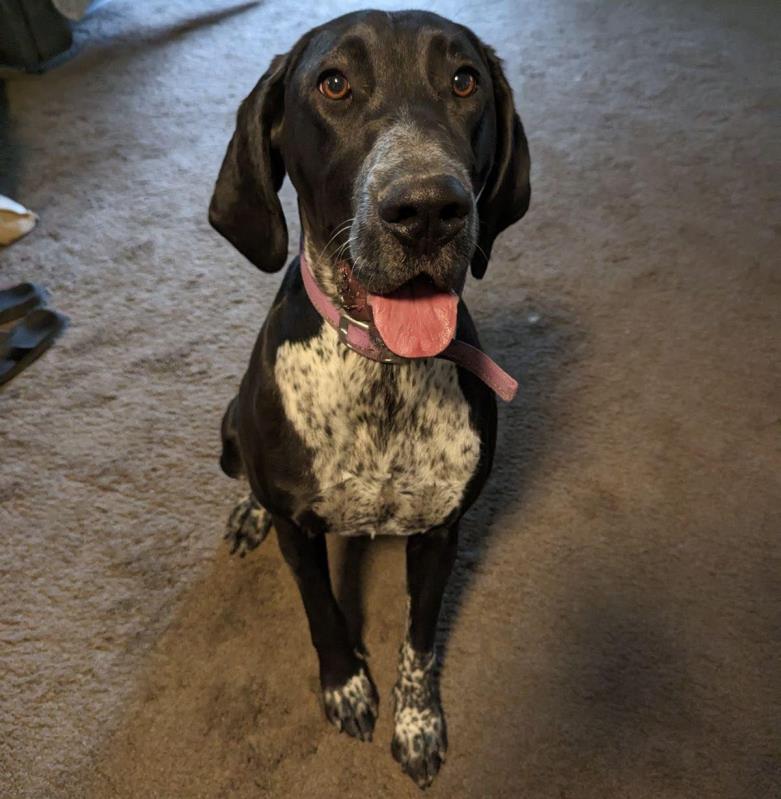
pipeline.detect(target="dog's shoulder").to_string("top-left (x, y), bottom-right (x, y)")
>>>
top-left (451, 300), bottom-right (498, 514)
top-left (261, 256), bottom-right (324, 359)
top-left (452, 297), bottom-right (497, 442)
top-left (235, 257), bottom-right (323, 518)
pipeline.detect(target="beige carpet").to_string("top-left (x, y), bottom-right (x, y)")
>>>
top-left (1, 1), bottom-right (778, 797)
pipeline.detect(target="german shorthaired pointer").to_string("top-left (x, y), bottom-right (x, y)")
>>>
top-left (210, 9), bottom-right (530, 788)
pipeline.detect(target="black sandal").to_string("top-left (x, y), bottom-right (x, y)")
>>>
top-left (0, 282), bottom-right (47, 324)
top-left (0, 308), bottom-right (68, 386)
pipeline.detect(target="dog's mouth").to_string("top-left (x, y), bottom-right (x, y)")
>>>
top-left (367, 274), bottom-right (458, 359)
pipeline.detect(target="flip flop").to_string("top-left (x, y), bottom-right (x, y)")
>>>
top-left (0, 282), bottom-right (47, 324)
top-left (0, 308), bottom-right (68, 386)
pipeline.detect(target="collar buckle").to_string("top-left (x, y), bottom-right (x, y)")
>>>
top-left (337, 310), bottom-right (405, 365)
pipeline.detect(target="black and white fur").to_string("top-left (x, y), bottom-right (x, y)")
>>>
top-left (211, 10), bottom-right (530, 788)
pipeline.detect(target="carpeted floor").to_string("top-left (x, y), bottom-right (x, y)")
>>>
top-left (1, 1), bottom-right (778, 797)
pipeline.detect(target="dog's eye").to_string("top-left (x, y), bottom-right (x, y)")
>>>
top-left (319, 72), bottom-right (351, 100)
top-left (452, 69), bottom-right (478, 98)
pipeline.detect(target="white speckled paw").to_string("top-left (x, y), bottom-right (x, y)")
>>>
top-left (224, 494), bottom-right (271, 556)
top-left (391, 699), bottom-right (446, 789)
top-left (391, 641), bottom-right (446, 788)
top-left (322, 667), bottom-right (378, 742)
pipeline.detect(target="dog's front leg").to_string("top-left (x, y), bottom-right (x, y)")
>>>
top-left (274, 516), bottom-right (378, 741)
top-left (392, 524), bottom-right (458, 788)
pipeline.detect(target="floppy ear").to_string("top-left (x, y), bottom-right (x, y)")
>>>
top-left (209, 54), bottom-right (289, 272)
top-left (472, 46), bottom-right (531, 279)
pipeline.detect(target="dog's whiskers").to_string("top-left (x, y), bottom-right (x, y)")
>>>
top-left (318, 218), bottom-right (356, 263)
top-left (351, 256), bottom-right (366, 284)
top-left (331, 235), bottom-right (358, 264)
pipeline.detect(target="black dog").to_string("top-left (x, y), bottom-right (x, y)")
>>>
top-left (211, 10), bottom-right (530, 788)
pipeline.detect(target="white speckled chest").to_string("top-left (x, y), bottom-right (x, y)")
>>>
top-left (274, 324), bottom-right (481, 537)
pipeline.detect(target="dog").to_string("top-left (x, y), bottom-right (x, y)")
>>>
top-left (211, 9), bottom-right (530, 788)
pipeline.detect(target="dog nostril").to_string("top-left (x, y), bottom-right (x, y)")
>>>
top-left (396, 204), bottom-right (417, 223)
top-left (440, 202), bottom-right (467, 221)
top-left (379, 200), bottom-right (418, 225)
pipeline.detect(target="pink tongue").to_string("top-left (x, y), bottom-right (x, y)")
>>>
top-left (368, 278), bottom-right (458, 358)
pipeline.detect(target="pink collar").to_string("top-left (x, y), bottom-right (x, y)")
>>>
top-left (299, 251), bottom-right (518, 402)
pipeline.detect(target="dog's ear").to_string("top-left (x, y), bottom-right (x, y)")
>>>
top-left (472, 46), bottom-right (531, 279)
top-left (209, 53), bottom-right (290, 272)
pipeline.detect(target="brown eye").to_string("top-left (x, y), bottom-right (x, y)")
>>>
top-left (319, 72), bottom-right (351, 100)
top-left (452, 69), bottom-right (477, 98)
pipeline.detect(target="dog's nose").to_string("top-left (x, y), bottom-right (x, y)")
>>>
top-left (378, 175), bottom-right (471, 253)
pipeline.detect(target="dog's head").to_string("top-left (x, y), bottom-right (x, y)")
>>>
top-left (210, 10), bottom-right (530, 351)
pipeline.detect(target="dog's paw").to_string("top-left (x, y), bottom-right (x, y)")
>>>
top-left (391, 641), bottom-right (446, 789)
top-left (322, 667), bottom-right (378, 742)
top-left (225, 495), bottom-right (271, 556)
top-left (391, 702), bottom-right (446, 789)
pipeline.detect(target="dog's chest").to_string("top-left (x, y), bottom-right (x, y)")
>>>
top-left (274, 325), bottom-right (481, 536)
